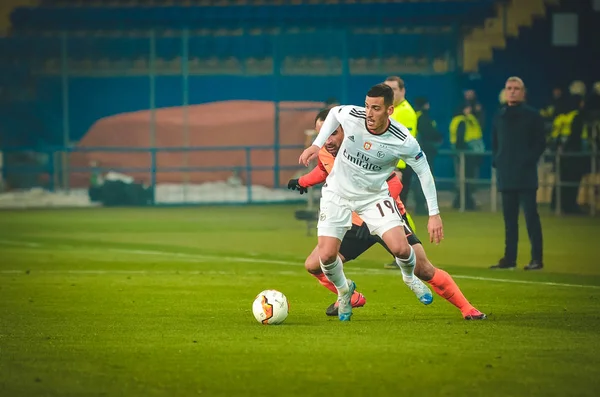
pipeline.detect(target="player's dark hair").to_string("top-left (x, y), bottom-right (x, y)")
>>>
top-left (367, 83), bottom-right (394, 107)
top-left (315, 108), bottom-right (330, 123)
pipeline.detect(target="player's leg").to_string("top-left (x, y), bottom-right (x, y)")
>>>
top-left (372, 215), bottom-right (484, 318)
top-left (317, 188), bottom-right (355, 321)
top-left (320, 225), bottom-right (374, 316)
top-left (383, 211), bottom-right (416, 269)
top-left (380, 226), bottom-right (433, 305)
top-left (304, 239), bottom-right (367, 316)
top-left (520, 189), bottom-right (543, 270)
top-left (491, 190), bottom-right (519, 268)
top-left (357, 195), bottom-right (432, 305)
top-left (412, 244), bottom-right (486, 320)
top-left (305, 244), bottom-right (337, 294)
top-left (398, 213), bottom-right (485, 319)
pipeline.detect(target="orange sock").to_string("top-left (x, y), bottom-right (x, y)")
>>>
top-left (313, 272), bottom-right (337, 294)
top-left (428, 269), bottom-right (474, 315)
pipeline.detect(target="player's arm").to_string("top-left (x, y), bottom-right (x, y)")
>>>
top-left (300, 106), bottom-right (352, 166)
top-left (491, 117), bottom-right (498, 168)
top-left (531, 112), bottom-right (547, 162)
top-left (312, 106), bottom-right (351, 148)
top-left (386, 173), bottom-right (402, 200)
top-left (401, 135), bottom-right (443, 244)
top-left (298, 161), bottom-right (329, 188)
top-left (408, 153), bottom-right (438, 216)
top-left (402, 138), bottom-right (439, 216)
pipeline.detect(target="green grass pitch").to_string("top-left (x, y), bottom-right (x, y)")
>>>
top-left (1, 206), bottom-right (599, 397)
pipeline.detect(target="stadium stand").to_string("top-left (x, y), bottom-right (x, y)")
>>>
top-left (0, 0), bottom-right (528, 150)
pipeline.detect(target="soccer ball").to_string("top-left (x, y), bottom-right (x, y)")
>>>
top-left (252, 289), bottom-right (289, 325)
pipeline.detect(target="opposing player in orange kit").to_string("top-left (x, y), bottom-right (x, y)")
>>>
top-left (288, 108), bottom-right (486, 320)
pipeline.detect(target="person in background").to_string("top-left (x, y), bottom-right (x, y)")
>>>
top-left (384, 76), bottom-right (418, 207)
top-left (585, 82), bottom-right (600, 150)
top-left (586, 82), bottom-right (600, 117)
top-left (464, 88), bottom-right (485, 127)
top-left (550, 80), bottom-right (589, 214)
top-left (490, 77), bottom-right (546, 271)
top-left (412, 97), bottom-right (443, 216)
top-left (449, 103), bottom-right (483, 210)
top-left (555, 88), bottom-right (588, 214)
top-left (540, 86), bottom-right (567, 136)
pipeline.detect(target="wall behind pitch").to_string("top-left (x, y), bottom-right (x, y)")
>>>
top-left (59, 74), bottom-right (458, 141)
top-left (36, 73), bottom-right (460, 183)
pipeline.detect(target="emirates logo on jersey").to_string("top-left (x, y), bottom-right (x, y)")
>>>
top-left (363, 142), bottom-right (372, 150)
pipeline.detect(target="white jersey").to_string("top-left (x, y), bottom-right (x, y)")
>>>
top-left (313, 105), bottom-right (439, 215)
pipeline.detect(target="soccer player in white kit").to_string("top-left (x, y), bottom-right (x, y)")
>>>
top-left (299, 83), bottom-right (444, 321)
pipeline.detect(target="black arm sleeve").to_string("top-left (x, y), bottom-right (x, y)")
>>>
top-left (418, 115), bottom-right (443, 143)
top-left (455, 121), bottom-right (467, 150)
top-left (531, 113), bottom-right (547, 161)
top-left (491, 117), bottom-right (498, 168)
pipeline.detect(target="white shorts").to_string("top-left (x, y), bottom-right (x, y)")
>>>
top-left (317, 187), bottom-right (405, 240)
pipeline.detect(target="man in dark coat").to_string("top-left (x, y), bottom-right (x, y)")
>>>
top-left (491, 77), bottom-right (547, 271)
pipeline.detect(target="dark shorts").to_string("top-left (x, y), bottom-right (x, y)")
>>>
top-left (339, 213), bottom-right (421, 261)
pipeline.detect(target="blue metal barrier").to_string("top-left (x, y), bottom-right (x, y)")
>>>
top-left (0, 144), bottom-right (306, 205)
top-left (1, 145), bottom-right (598, 214)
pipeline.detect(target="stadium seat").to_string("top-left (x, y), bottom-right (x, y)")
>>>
top-left (11, 2), bottom-right (497, 31)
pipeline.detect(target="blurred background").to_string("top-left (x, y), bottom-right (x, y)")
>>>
top-left (0, 0), bottom-right (598, 215)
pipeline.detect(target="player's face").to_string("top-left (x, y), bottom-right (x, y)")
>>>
top-left (505, 80), bottom-right (525, 104)
top-left (316, 119), bottom-right (344, 156)
top-left (365, 96), bottom-right (394, 133)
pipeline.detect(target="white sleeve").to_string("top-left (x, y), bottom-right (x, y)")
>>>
top-left (400, 136), bottom-right (440, 216)
top-left (312, 106), bottom-right (349, 148)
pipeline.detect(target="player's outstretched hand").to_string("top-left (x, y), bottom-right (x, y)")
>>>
top-left (356, 222), bottom-right (371, 240)
top-left (287, 179), bottom-right (308, 195)
top-left (299, 145), bottom-right (320, 167)
top-left (427, 214), bottom-right (444, 245)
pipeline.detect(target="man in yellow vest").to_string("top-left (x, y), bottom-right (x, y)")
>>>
top-left (551, 94), bottom-right (588, 214)
top-left (449, 104), bottom-right (484, 210)
top-left (384, 76), bottom-right (417, 205)
top-left (541, 86), bottom-right (566, 138)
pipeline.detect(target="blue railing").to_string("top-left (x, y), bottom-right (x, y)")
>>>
top-left (2, 145), bottom-right (598, 215)
top-left (0, 144), bottom-right (306, 204)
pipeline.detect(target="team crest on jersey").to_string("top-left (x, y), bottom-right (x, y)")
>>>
top-left (319, 212), bottom-right (326, 221)
top-left (377, 151), bottom-right (385, 158)
top-left (363, 142), bottom-right (372, 150)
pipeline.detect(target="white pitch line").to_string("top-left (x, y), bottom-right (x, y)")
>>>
top-left (448, 274), bottom-right (600, 289)
top-left (0, 239), bottom-right (40, 247)
top-left (110, 248), bottom-right (300, 266)
top-left (0, 269), bottom-right (302, 276)
top-left (1, 240), bottom-right (599, 289)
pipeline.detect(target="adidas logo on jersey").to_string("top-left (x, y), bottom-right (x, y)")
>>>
top-left (348, 136), bottom-right (355, 142)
